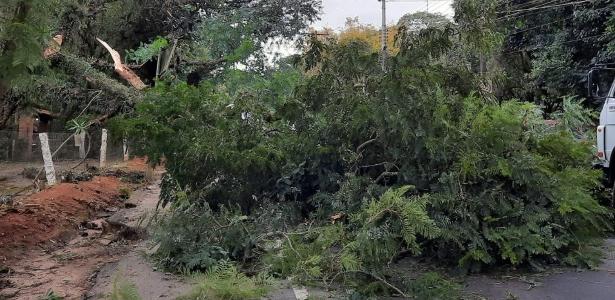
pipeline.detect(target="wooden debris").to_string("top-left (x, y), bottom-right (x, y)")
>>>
top-left (43, 35), bottom-right (63, 59)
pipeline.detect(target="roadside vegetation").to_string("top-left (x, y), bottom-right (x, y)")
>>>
top-left (2, 0), bottom-right (615, 298)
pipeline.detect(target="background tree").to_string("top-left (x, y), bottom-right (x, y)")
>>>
top-left (0, 0), bottom-right (321, 129)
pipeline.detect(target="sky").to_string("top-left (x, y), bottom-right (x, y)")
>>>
top-left (265, 0), bottom-right (454, 61)
top-left (313, 0), bottom-right (454, 30)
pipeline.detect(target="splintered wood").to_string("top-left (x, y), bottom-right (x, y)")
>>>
top-left (96, 38), bottom-right (147, 90)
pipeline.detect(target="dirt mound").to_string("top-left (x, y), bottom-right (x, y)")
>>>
top-left (0, 177), bottom-right (121, 259)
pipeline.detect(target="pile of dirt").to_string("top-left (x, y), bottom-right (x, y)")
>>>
top-left (0, 176), bottom-right (122, 260)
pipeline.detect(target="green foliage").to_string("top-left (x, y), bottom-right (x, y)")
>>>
top-left (113, 67), bottom-right (304, 211)
top-left (0, 0), bottom-right (73, 82)
top-left (109, 275), bottom-right (141, 300)
top-left (428, 99), bottom-right (609, 269)
top-left (453, 0), bottom-right (503, 54)
top-left (357, 186), bottom-right (440, 258)
top-left (407, 272), bottom-right (461, 300)
top-left (266, 186), bottom-right (438, 286)
top-left (178, 261), bottom-right (273, 300)
top-left (126, 37), bottom-right (169, 65)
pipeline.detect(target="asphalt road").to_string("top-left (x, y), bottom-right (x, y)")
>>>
top-left (465, 239), bottom-right (615, 300)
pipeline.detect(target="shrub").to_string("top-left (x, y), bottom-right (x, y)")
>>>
top-left (152, 205), bottom-right (254, 271)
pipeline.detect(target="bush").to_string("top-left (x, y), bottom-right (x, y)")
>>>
top-left (152, 204), bottom-right (255, 271)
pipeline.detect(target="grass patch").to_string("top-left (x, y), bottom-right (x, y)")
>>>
top-left (42, 290), bottom-right (64, 300)
top-left (178, 261), bottom-right (274, 300)
top-left (109, 274), bottom-right (141, 300)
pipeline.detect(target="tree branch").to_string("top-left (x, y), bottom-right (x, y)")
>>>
top-left (375, 171), bottom-right (399, 183)
top-left (356, 138), bottom-right (377, 153)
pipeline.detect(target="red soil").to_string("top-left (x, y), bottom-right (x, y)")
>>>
top-left (0, 176), bottom-right (121, 259)
top-left (125, 157), bottom-right (149, 172)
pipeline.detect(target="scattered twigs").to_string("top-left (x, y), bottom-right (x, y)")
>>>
top-left (359, 161), bottom-right (400, 171)
top-left (355, 271), bottom-right (407, 297)
top-left (327, 270), bottom-right (407, 298)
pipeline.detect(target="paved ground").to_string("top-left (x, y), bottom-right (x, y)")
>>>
top-left (465, 239), bottom-right (615, 300)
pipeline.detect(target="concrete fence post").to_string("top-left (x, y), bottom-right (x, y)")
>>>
top-left (100, 129), bottom-right (108, 168)
top-left (123, 137), bottom-right (129, 161)
top-left (76, 130), bottom-right (86, 159)
top-left (39, 133), bottom-right (57, 186)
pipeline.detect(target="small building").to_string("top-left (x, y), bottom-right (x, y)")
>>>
top-left (12, 108), bottom-right (59, 160)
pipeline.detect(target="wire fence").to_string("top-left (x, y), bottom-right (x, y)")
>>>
top-left (0, 129), bottom-right (124, 163)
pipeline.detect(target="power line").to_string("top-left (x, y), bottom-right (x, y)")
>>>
top-left (502, 32), bottom-right (612, 54)
top-left (504, 3), bottom-right (612, 20)
top-left (506, 0), bottom-right (591, 13)
top-left (508, 16), bottom-right (574, 35)
top-left (497, 0), bottom-right (592, 19)
top-left (507, 0), bottom-right (560, 11)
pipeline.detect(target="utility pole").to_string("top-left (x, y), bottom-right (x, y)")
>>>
top-left (379, 0), bottom-right (427, 72)
top-left (379, 0), bottom-right (388, 72)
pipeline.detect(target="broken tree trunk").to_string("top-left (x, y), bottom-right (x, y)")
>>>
top-left (160, 38), bottom-right (178, 75)
top-left (100, 129), bottom-right (108, 168)
top-left (96, 38), bottom-right (147, 90)
top-left (39, 133), bottom-right (57, 186)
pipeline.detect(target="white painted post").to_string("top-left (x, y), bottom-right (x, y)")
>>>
top-left (100, 129), bottom-right (108, 168)
top-left (76, 130), bottom-right (86, 159)
top-left (123, 137), bottom-right (129, 161)
top-left (39, 133), bottom-right (57, 186)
